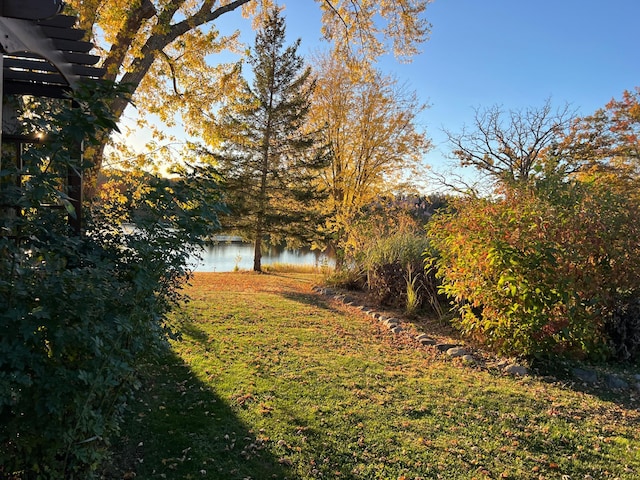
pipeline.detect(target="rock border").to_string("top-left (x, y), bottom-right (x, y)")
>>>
top-left (311, 285), bottom-right (640, 395)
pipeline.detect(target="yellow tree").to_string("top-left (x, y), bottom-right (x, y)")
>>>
top-left (308, 52), bottom-right (431, 264)
top-left (66, 0), bottom-right (432, 171)
top-left (551, 87), bottom-right (640, 209)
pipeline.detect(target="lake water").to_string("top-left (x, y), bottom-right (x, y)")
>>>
top-left (192, 242), bottom-right (334, 272)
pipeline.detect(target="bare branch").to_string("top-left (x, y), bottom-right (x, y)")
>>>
top-left (445, 100), bottom-right (576, 186)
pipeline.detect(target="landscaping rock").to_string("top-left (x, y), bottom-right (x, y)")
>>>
top-left (314, 285), bottom-right (640, 394)
top-left (446, 347), bottom-right (469, 358)
top-left (435, 343), bottom-right (458, 353)
top-left (503, 365), bottom-right (528, 377)
top-left (572, 368), bottom-right (598, 384)
top-left (461, 355), bottom-right (476, 364)
top-left (604, 374), bottom-right (629, 390)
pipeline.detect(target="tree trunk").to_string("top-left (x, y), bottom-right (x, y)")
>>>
top-left (253, 231), bottom-right (262, 272)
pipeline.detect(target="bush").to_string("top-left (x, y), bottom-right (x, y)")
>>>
top-left (602, 296), bottom-right (640, 362)
top-left (428, 175), bottom-right (640, 360)
top-left (0, 83), bottom-right (223, 478)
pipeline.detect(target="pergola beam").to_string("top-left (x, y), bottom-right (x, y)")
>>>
top-left (1, 1), bottom-right (104, 235)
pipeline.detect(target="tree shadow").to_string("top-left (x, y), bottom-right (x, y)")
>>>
top-left (531, 359), bottom-right (640, 410)
top-left (104, 345), bottom-right (291, 480)
top-left (279, 290), bottom-right (346, 315)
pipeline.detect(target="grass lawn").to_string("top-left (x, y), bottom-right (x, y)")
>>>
top-left (110, 272), bottom-right (640, 479)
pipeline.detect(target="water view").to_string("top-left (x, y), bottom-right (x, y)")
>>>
top-left (192, 241), bottom-right (334, 272)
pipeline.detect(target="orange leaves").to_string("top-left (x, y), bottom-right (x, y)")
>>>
top-left (428, 177), bottom-right (640, 358)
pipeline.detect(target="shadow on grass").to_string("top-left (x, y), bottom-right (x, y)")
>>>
top-left (532, 359), bottom-right (640, 410)
top-left (105, 346), bottom-right (291, 480)
top-left (279, 290), bottom-right (345, 314)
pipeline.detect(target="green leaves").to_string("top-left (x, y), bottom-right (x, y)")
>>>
top-left (1, 80), bottom-right (221, 478)
top-left (209, 8), bottom-right (327, 271)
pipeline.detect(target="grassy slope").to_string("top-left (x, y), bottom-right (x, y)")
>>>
top-left (112, 272), bottom-right (640, 480)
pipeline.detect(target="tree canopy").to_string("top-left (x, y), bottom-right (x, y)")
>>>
top-left (206, 7), bottom-right (328, 272)
top-left (445, 100), bottom-right (576, 186)
top-left (307, 51), bottom-right (430, 262)
top-left (66, 0), bottom-right (432, 171)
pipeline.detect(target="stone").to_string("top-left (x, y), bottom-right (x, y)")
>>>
top-left (503, 365), bottom-right (528, 377)
top-left (634, 374), bottom-right (640, 381)
top-left (415, 333), bottom-right (429, 341)
top-left (572, 367), bottom-right (598, 384)
top-left (435, 343), bottom-right (455, 352)
top-left (390, 325), bottom-right (403, 334)
top-left (383, 319), bottom-right (398, 328)
top-left (419, 337), bottom-right (437, 346)
top-left (604, 374), bottom-right (629, 390)
top-left (461, 355), bottom-right (476, 364)
top-left (635, 382), bottom-right (640, 393)
top-left (435, 343), bottom-right (458, 353)
top-left (446, 347), bottom-right (469, 358)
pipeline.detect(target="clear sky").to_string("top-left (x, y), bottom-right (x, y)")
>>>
top-left (275, 0), bottom-right (640, 174)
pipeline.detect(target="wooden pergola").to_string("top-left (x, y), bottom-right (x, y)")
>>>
top-left (0, 0), bottom-right (105, 234)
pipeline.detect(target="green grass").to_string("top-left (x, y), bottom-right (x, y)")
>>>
top-left (110, 272), bottom-right (640, 480)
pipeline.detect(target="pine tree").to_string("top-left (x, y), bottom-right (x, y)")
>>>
top-left (213, 7), bottom-right (327, 272)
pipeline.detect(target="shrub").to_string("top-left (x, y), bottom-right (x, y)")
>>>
top-left (602, 296), bottom-right (640, 362)
top-left (428, 176), bottom-right (640, 360)
top-left (0, 83), bottom-right (223, 478)
top-left (324, 266), bottom-right (366, 290)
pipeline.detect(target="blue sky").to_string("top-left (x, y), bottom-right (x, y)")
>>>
top-left (274, 0), bottom-right (640, 173)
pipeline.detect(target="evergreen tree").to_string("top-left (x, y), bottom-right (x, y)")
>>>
top-left (212, 7), bottom-right (327, 272)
